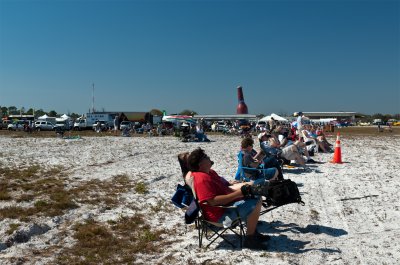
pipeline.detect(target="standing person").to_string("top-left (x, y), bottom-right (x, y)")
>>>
top-left (295, 112), bottom-right (304, 138)
top-left (187, 148), bottom-right (270, 250)
top-left (268, 117), bottom-right (276, 133)
top-left (113, 115), bottom-right (120, 136)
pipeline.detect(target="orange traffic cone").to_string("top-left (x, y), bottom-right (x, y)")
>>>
top-left (331, 132), bottom-right (343, 163)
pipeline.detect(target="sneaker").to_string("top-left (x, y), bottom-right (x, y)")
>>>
top-left (243, 235), bottom-right (268, 250)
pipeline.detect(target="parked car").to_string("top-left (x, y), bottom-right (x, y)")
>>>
top-left (54, 121), bottom-right (68, 131)
top-left (34, 121), bottom-right (55, 131)
top-left (8, 121), bottom-right (26, 131)
top-left (255, 121), bottom-right (267, 131)
top-left (392, 121), bottom-right (400, 126)
top-left (92, 120), bottom-right (108, 131)
top-left (1, 120), bottom-right (12, 130)
top-left (120, 121), bottom-right (132, 131)
top-left (215, 121), bottom-right (226, 132)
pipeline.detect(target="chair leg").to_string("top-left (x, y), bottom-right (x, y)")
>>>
top-left (198, 222), bottom-right (203, 248)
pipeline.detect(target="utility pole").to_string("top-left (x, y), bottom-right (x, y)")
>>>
top-left (92, 83), bottom-right (95, 113)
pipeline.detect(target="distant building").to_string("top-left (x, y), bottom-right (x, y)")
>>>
top-left (193, 114), bottom-right (257, 122)
top-left (301, 112), bottom-right (365, 122)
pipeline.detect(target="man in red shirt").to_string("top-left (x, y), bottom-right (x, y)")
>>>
top-left (187, 148), bottom-right (269, 250)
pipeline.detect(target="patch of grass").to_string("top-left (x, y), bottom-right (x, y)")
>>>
top-left (70, 175), bottom-right (136, 207)
top-left (0, 165), bottom-right (77, 221)
top-left (0, 189), bottom-right (11, 200)
top-left (57, 215), bottom-right (170, 264)
top-left (0, 206), bottom-right (30, 220)
top-left (150, 199), bottom-right (170, 214)
top-left (6, 223), bottom-right (20, 235)
top-left (134, 181), bottom-right (148, 194)
top-left (310, 209), bottom-right (320, 221)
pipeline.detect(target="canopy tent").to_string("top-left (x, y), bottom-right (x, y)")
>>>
top-left (56, 114), bottom-right (71, 122)
top-left (61, 114), bottom-right (70, 120)
top-left (259, 113), bottom-right (288, 122)
top-left (38, 114), bottom-right (49, 120)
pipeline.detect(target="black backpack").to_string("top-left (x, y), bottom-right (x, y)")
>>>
top-left (266, 179), bottom-right (305, 206)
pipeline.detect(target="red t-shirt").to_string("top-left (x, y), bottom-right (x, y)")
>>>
top-left (192, 169), bottom-right (233, 222)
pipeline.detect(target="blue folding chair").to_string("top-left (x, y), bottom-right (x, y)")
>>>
top-left (235, 151), bottom-right (283, 215)
top-left (235, 151), bottom-right (276, 183)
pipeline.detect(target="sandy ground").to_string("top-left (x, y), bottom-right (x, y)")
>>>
top-left (0, 133), bottom-right (399, 264)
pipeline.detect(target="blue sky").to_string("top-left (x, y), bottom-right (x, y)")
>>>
top-left (0, 0), bottom-right (399, 116)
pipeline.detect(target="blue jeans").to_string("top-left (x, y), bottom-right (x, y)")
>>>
top-left (195, 132), bottom-right (209, 142)
top-left (218, 198), bottom-right (260, 224)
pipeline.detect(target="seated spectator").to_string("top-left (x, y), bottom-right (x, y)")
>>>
top-left (187, 148), bottom-right (270, 250)
top-left (314, 126), bottom-right (333, 151)
top-left (241, 138), bottom-right (279, 181)
top-left (195, 124), bottom-right (210, 142)
top-left (259, 132), bottom-right (311, 170)
top-left (302, 125), bottom-right (329, 153)
top-left (273, 126), bottom-right (315, 162)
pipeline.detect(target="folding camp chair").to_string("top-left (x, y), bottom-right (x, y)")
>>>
top-left (172, 185), bottom-right (245, 248)
top-left (234, 151), bottom-right (282, 215)
top-left (196, 201), bottom-right (245, 248)
top-left (235, 150), bottom-right (277, 183)
top-left (174, 152), bottom-right (246, 249)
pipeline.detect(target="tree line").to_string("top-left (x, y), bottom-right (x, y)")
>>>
top-left (0, 106), bottom-right (198, 120)
top-left (1, 105), bottom-right (398, 123)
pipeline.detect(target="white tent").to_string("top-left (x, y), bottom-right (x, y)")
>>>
top-left (38, 114), bottom-right (49, 120)
top-left (56, 114), bottom-right (71, 122)
top-left (61, 114), bottom-right (70, 120)
top-left (259, 113), bottom-right (288, 122)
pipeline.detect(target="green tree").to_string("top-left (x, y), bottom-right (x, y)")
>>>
top-left (0, 106), bottom-right (6, 117)
top-left (149, 109), bottom-right (163, 116)
top-left (8, 106), bottom-right (17, 115)
top-left (48, 110), bottom-right (57, 117)
top-left (26, 108), bottom-right (34, 115)
top-left (179, 109), bottom-right (197, 116)
top-left (34, 109), bottom-right (46, 118)
top-left (70, 113), bottom-right (80, 119)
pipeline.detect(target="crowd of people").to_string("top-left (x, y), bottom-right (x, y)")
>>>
top-left (177, 113), bottom-right (334, 250)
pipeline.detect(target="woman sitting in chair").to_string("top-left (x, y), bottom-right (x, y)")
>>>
top-left (187, 147), bottom-right (270, 250)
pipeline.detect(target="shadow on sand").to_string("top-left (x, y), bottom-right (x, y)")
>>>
top-left (212, 221), bottom-right (346, 253)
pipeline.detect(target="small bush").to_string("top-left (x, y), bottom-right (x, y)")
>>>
top-left (134, 182), bottom-right (148, 194)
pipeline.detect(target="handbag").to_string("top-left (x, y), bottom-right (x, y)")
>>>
top-left (267, 179), bottom-right (305, 206)
top-left (171, 184), bottom-right (193, 208)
